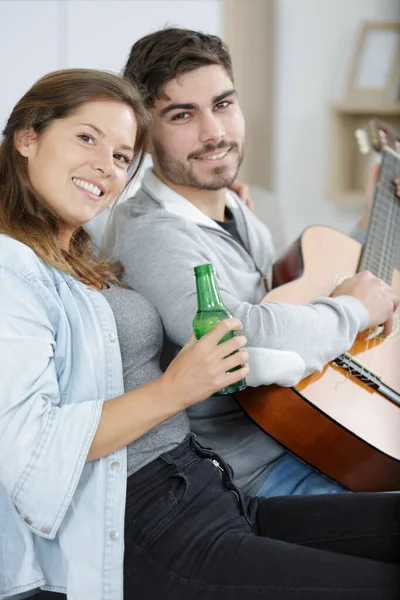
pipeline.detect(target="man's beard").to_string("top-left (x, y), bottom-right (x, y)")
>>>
top-left (152, 139), bottom-right (245, 191)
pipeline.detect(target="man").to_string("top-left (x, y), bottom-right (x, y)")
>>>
top-left (108, 28), bottom-right (400, 497)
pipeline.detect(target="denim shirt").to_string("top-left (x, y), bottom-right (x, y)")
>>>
top-left (0, 235), bottom-right (127, 600)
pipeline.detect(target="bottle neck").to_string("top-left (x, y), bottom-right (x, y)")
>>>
top-left (195, 271), bottom-right (224, 310)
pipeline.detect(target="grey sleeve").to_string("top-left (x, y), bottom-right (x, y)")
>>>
top-left (118, 220), bottom-right (369, 377)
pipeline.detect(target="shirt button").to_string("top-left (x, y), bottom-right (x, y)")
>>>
top-left (110, 530), bottom-right (119, 541)
top-left (108, 332), bottom-right (117, 342)
top-left (40, 526), bottom-right (51, 535)
top-left (111, 461), bottom-right (121, 471)
top-left (24, 517), bottom-right (33, 526)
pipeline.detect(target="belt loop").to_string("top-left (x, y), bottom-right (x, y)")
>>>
top-left (160, 453), bottom-right (176, 466)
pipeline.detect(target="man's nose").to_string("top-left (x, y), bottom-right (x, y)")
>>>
top-left (199, 111), bottom-right (225, 145)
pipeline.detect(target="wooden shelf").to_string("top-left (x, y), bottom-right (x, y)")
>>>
top-left (326, 103), bottom-right (400, 204)
top-left (332, 102), bottom-right (400, 116)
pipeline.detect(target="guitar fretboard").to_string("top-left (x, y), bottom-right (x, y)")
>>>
top-left (358, 147), bottom-right (400, 284)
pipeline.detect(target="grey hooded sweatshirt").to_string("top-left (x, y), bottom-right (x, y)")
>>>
top-left (107, 169), bottom-right (369, 494)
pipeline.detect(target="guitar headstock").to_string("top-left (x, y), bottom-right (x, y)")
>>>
top-left (355, 119), bottom-right (400, 157)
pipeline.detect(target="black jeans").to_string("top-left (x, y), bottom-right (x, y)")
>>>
top-left (35, 435), bottom-right (400, 599)
top-left (123, 434), bottom-right (400, 599)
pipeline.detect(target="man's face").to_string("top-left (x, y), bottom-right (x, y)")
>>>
top-left (150, 65), bottom-right (245, 191)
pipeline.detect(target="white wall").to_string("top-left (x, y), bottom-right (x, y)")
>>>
top-left (0, 0), bottom-right (223, 131)
top-left (274, 0), bottom-right (400, 243)
top-left (0, 1), bottom-right (61, 131)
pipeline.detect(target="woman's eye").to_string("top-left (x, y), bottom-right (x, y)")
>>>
top-left (114, 153), bottom-right (131, 165)
top-left (78, 133), bottom-right (95, 144)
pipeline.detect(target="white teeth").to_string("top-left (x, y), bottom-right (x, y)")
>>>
top-left (201, 150), bottom-right (229, 161)
top-left (72, 177), bottom-right (102, 197)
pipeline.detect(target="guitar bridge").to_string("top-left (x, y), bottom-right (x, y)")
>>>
top-left (332, 353), bottom-right (400, 407)
top-left (333, 353), bottom-right (380, 386)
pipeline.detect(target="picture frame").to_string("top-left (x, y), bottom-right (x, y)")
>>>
top-left (346, 21), bottom-right (400, 105)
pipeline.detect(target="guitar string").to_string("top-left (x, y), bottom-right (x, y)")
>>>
top-left (380, 154), bottom-right (399, 275)
top-left (371, 158), bottom-right (399, 361)
top-left (358, 151), bottom-right (399, 374)
top-left (373, 157), bottom-right (399, 280)
top-left (375, 172), bottom-right (397, 280)
top-left (358, 157), bottom-right (386, 366)
top-left (362, 154), bottom-right (397, 368)
top-left (361, 155), bottom-right (399, 282)
top-left (366, 199), bottom-right (396, 280)
top-left (365, 156), bottom-right (393, 277)
top-left (362, 156), bottom-right (399, 282)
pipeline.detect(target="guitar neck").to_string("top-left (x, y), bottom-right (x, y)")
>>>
top-left (358, 147), bottom-right (400, 283)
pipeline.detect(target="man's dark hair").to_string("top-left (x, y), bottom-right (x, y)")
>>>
top-left (123, 27), bottom-right (234, 109)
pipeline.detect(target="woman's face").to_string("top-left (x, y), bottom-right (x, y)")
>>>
top-left (16, 99), bottom-right (137, 246)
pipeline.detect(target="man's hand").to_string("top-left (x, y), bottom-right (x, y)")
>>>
top-left (229, 180), bottom-right (255, 212)
top-left (331, 271), bottom-right (400, 336)
top-left (360, 164), bottom-right (400, 232)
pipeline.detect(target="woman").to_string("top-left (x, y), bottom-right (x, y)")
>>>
top-left (0, 70), bottom-right (399, 600)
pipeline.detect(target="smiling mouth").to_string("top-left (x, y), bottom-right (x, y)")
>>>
top-left (72, 177), bottom-right (104, 198)
top-left (195, 148), bottom-right (232, 161)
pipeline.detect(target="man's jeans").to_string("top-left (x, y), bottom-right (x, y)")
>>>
top-left (256, 452), bottom-right (348, 497)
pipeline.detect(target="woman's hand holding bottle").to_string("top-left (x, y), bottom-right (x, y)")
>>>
top-left (160, 319), bottom-right (249, 409)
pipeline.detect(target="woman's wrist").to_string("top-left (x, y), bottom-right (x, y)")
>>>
top-left (156, 371), bottom-right (189, 412)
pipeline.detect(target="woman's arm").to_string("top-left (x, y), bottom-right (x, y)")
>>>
top-left (0, 260), bottom-right (247, 536)
top-left (87, 323), bottom-right (248, 461)
top-left (0, 266), bottom-right (103, 538)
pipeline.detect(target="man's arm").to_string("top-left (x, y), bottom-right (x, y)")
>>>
top-left (117, 217), bottom-right (372, 378)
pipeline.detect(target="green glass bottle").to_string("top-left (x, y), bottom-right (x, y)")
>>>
top-left (192, 263), bottom-right (246, 396)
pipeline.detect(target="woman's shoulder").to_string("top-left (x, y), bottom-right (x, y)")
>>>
top-left (0, 234), bottom-right (52, 280)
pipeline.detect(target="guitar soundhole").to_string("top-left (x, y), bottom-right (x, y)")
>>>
top-left (362, 310), bottom-right (400, 341)
top-left (384, 312), bottom-right (400, 340)
top-left (333, 272), bottom-right (353, 287)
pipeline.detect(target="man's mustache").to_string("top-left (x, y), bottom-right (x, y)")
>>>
top-left (188, 141), bottom-right (239, 160)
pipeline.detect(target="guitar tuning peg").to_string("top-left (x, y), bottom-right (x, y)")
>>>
top-left (378, 129), bottom-right (387, 145)
top-left (355, 129), bottom-right (370, 155)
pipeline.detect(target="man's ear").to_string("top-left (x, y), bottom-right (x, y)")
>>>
top-left (145, 135), bottom-right (154, 155)
top-left (145, 118), bottom-right (156, 155)
top-left (14, 128), bottom-right (37, 158)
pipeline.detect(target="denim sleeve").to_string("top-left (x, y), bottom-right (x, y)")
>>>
top-left (0, 267), bottom-right (103, 539)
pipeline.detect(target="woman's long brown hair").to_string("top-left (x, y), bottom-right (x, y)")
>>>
top-left (0, 69), bottom-right (149, 289)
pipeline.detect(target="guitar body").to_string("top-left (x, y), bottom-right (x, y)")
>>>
top-left (235, 225), bottom-right (400, 492)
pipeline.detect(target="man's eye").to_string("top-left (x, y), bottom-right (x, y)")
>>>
top-left (215, 101), bottom-right (231, 110)
top-left (78, 133), bottom-right (95, 144)
top-left (171, 112), bottom-right (190, 121)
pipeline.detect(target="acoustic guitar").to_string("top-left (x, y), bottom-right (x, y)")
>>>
top-left (235, 120), bottom-right (400, 492)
